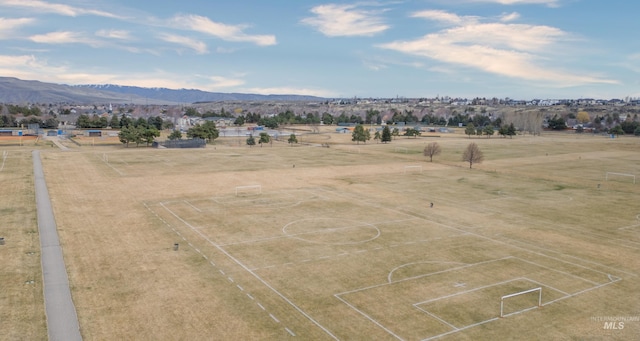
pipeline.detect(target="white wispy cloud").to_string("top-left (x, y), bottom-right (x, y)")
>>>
top-left (95, 29), bottom-right (132, 40)
top-left (158, 33), bottom-right (208, 54)
top-left (0, 54), bottom-right (68, 80)
top-left (500, 12), bottom-right (520, 22)
top-left (29, 31), bottom-right (103, 47)
top-left (170, 14), bottom-right (276, 46)
top-left (201, 75), bottom-right (245, 90)
top-left (301, 4), bottom-right (390, 37)
top-left (0, 53), bottom-right (247, 90)
top-left (411, 10), bottom-right (477, 26)
top-left (378, 10), bottom-right (617, 86)
top-left (244, 86), bottom-right (336, 97)
top-left (0, 17), bottom-right (34, 37)
top-left (0, 0), bottom-right (118, 17)
top-left (463, 0), bottom-right (560, 6)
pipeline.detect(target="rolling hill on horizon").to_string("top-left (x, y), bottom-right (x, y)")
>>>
top-left (0, 77), bottom-right (326, 105)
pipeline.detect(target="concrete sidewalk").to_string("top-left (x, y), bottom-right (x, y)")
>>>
top-left (33, 150), bottom-right (82, 341)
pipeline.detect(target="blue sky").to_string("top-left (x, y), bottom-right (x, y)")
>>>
top-left (0, 0), bottom-right (637, 99)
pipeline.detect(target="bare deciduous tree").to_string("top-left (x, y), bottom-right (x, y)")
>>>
top-left (423, 142), bottom-right (441, 162)
top-left (462, 142), bottom-right (484, 169)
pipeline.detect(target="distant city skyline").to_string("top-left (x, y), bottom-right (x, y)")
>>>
top-left (0, 0), bottom-right (638, 100)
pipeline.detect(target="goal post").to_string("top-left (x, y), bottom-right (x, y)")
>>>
top-left (500, 287), bottom-right (542, 318)
top-left (395, 147), bottom-right (408, 153)
top-left (605, 172), bottom-right (635, 184)
top-left (404, 165), bottom-right (423, 174)
top-left (235, 185), bottom-right (262, 196)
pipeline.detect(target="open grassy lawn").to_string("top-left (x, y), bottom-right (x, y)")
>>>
top-left (4, 130), bottom-right (640, 340)
top-left (0, 147), bottom-right (47, 340)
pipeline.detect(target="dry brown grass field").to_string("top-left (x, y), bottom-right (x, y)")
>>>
top-left (3, 128), bottom-right (640, 340)
top-left (0, 145), bottom-right (47, 340)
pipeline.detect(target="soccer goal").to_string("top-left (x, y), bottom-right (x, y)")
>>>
top-left (235, 185), bottom-right (262, 196)
top-left (395, 147), bottom-right (408, 153)
top-left (500, 287), bottom-right (542, 318)
top-left (404, 165), bottom-right (423, 174)
top-left (605, 172), bottom-right (636, 184)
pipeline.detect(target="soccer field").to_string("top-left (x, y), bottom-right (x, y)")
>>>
top-left (4, 131), bottom-right (640, 340)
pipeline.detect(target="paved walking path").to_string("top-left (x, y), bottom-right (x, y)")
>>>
top-left (33, 150), bottom-right (82, 341)
top-left (48, 137), bottom-right (69, 151)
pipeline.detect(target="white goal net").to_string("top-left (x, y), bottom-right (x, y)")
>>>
top-left (404, 165), bottom-right (423, 174)
top-left (235, 185), bottom-right (262, 196)
top-left (500, 287), bottom-right (542, 318)
top-left (605, 172), bottom-right (635, 184)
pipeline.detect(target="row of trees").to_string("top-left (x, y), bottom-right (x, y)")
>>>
top-left (118, 125), bottom-right (160, 147)
top-left (423, 142), bottom-right (484, 169)
top-left (77, 114), bottom-right (173, 130)
top-left (246, 132), bottom-right (272, 147)
top-left (464, 123), bottom-right (517, 138)
top-left (0, 115), bottom-right (58, 128)
top-left (3, 104), bottom-right (42, 116)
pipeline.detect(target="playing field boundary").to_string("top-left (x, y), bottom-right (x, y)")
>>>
top-left (150, 201), bottom-right (340, 340)
top-left (141, 179), bottom-right (635, 340)
top-left (335, 255), bottom-right (621, 341)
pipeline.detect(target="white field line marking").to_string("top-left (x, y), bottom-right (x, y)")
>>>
top-left (158, 202), bottom-right (339, 340)
top-left (415, 277), bottom-right (554, 340)
top-left (322, 179), bottom-right (630, 339)
top-left (250, 233), bottom-right (466, 271)
top-left (515, 257), bottom-right (600, 286)
top-left (219, 217), bottom-right (420, 246)
top-left (221, 217), bottom-right (419, 247)
top-left (146, 202), bottom-right (288, 333)
top-left (414, 278), bottom-right (525, 306)
top-left (102, 156), bottom-right (124, 175)
top-left (448, 192), bottom-right (640, 249)
top-left (388, 261), bottom-right (467, 283)
top-left (520, 277), bottom-right (570, 296)
top-left (498, 236), bottom-right (637, 278)
top-left (414, 307), bottom-right (459, 330)
top-left (546, 223), bottom-right (640, 250)
top-left (409, 209), bottom-right (639, 279)
top-left (383, 211), bottom-right (631, 339)
top-left (334, 294), bottom-right (404, 341)
top-left (542, 276), bottom-right (621, 306)
top-left (422, 317), bottom-right (501, 341)
top-left (0, 150), bottom-right (7, 172)
top-left (617, 214), bottom-right (640, 230)
top-left (424, 191), bottom-right (640, 248)
top-left (501, 305), bottom-right (540, 318)
top-left (183, 200), bottom-right (202, 212)
top-left (337, 257), bottom-right (514, 296)
top-left (286, 328), bottom-right (296, 336)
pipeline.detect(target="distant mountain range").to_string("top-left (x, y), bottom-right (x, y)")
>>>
top-left (77, 84), bottom-right (326, 103)
top-left (0, 77), bottom-right (325, 104)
